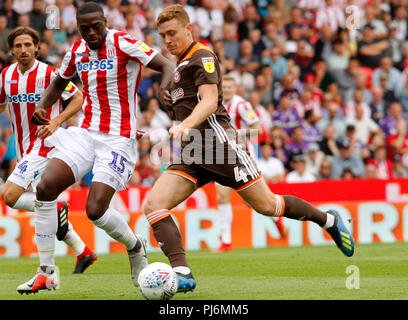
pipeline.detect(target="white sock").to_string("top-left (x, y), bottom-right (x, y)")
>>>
top-left (13, 192), bottom-right (35, 211)
top-left (63, 222), bottom-right (86, 256)
top-left (218, 203), bottom-right (233, 244)
top-left (34, 200), bottom-right (57, 266)
top-left (173, 266), bottom-right (191, 275)
top-left (323, 212), bottom-right (335, 230)
top-left (92, 208), bottom-right (137, 251)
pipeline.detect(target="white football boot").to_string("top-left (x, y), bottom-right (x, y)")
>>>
top-left (128, 234), bottom-right (148, 287)
top-left (17, 266), bottom-right (59, 295)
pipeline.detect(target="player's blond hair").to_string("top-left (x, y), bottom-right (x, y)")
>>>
top-left (157, 4), bottom-right (190, 27)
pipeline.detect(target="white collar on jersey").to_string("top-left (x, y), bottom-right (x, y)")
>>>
top-left (17, 59), bottom-right (39, 76)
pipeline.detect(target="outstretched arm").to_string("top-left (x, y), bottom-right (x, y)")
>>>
top-left (146, 53), bottom-right (175, 109)
top-left (31, 75), bottom-right (70, 126)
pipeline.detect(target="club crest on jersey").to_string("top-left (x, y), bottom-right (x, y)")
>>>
top-left (36, 78), bottom-right (44, 89)
top-left (174, 71), bottom-right (180, 83)
top-left (202, 57), bottom-right (215, 73)
top-left (107, 47), bottom-right (116, 59)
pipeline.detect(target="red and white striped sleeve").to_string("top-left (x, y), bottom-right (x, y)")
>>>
top-left (59, 40), bottom-right (81, 79)
top-left (115, 33), bottom-right (158, 66)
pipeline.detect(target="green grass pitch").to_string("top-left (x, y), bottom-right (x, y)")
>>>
top-left (0, 243), bottom-right (407, 300)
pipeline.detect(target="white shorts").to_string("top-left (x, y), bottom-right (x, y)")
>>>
top-left (7, 153), bottom-right (49, 191)
top-left (46, 127), bottom-right (138, 191)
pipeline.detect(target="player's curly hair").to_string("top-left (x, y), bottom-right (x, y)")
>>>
top-left (7, 26), bottom-right (40, 50)
top-left (157, 4), bottom-right (190, 27)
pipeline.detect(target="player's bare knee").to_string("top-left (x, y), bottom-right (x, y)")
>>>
top-left (252, 196), bottom-right (277, 217)
top-left (36, 180), bottom-right (57, 201)
top-left (86, 200), bottom-right (107, 221)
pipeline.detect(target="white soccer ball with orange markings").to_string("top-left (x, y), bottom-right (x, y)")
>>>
top-left (137, 262), bottom-right (178, 300)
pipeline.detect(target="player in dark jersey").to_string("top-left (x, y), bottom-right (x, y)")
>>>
top-left (144, 4), bottom-right (355, 294)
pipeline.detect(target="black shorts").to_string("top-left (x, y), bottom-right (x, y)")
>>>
top-left (165, 130), bottom-right (262, 190)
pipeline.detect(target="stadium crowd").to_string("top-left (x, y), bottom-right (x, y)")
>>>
top-left (1, 0), bottom-right (408, 188)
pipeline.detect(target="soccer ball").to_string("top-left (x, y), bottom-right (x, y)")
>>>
top-left (137, 262), bottom-right (178, 300)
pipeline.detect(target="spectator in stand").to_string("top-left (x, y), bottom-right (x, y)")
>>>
top-left (272, 96), bottom-right (302, 137)
top-left (103, 0), bottom-right (126, 30)
top-left (344, 72), bottom-right (373, 106)
top-left (254, 72), bottom-right (273, 109)
top-left (294, 89), bottom-right (321, 120)
top-left (319, 124), bottom-right (340, 157)
top-left (221, 23), bottom-right (240, 63)
top-left (41, 29), bottom-right (62, 66)
top-left (302, 109), bottom-right (322, 143)
top-left (387, 22), bottom-right (404, 69)
top-left (248, 28), bottom-right (266, 58)
top-left (130, 150), bottom-right (152, 186)
top-left (357, 24), bottom-right (390, 69)
top-left (372, 55), bottom-right (403, 99)
top-left (344, 124), bottom-right (371, 160)
top-left (145, 97), bottom-right (171, 131)
top-left (360, 6), bottom-right (388, 39)
top-left (0, 0), bottom-right (19, 29)
top-left (304, 142), bottom-right (324, 178)
top-left (284, 7), bottom-right (308, 37)
top-left (226, 59), bottom-right (255, 98)
top-left (391, 154), bottom-right (408, 178)
top-left (270, 125), bottom-right (289, 165)
top-left (273, 73), bottom-right (301, 106)
top-left (370, 86), bottom-right (388, 124)
top-left (176, 0), bottom-right (196, 24)
top-left (331, 57), bottom-right (360, 104)
top-left (17, 13), bottom-right (30, 28)
top-left (257, 142), bottom-right (286, 183)
top-left (29, 0), bottom-right (46, 35)
top-left (124, 10), bottom-right (145, 40)
top-left (290, 39), bottom-right (314, 79)
top-left (286, 154), bottom-right (316, 183)
top-left (143, 7), bottom-right (162, 48)
top-left (313, 59), bottom-right (337, 93)
top-left (314, 0), bottom-right (345, 32)
top-left (332, 138), bottom-right (366, 178)
top-left (266, 0), bottom-right (291, 27)
top-left (237, 3), bottom-right (263, 41)
top-left (327, 38), bottom-right (349, 71)
top-left (385, 116), bottom-right (408, 161)
top-left (212, 39), bottom-right (234, 74)
top-left (191, 23), bottom-right (212, 48)
top-left (285, 125), bottom-right (309, 163)
top-left (380, 101), bottom-right (408, 137)
top-left (261, 20), bottom-right (287, 54)
top-left (60, 0), bottom-right (78, 32)
top-left (316, 157), bottom-right (334, 180)
top-left (317, 101), bottom-right (345, 140)
top-left (366, 146), bottom-right (393, 179)
top-left (344, 89), bottom-right (371, 120)
top-left (0, 14), bottom-right (11, 67)
top-left (237, 38), bottom-right (260, 74)
top-left (262, 46), bottom-right (288, 83)
top-left (195, 0), bottom-right (224, 41)
top-left (314, 25), bottom-right (335, 63)
top-left (391, 5), bottom-right (407, 41)
top-left (346, 102), bottom-right (381, 146)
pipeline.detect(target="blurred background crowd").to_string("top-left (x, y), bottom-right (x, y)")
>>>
top-left (1, 0), bottom-right (408, 188)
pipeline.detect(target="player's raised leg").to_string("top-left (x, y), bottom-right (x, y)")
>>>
top-left (143, 171), bottom-right (197, 293)
top-left (238, 178), bottom-right (354, 257)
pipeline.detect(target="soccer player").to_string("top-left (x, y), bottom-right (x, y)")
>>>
top-left (144, 4), bottom-right (355, 294)
top-left (26, 1), bottom-right (175, 293)
top-left (0, 26), bottom-right (97, 293)
top-left (214, 76), bottom-right (286, 252)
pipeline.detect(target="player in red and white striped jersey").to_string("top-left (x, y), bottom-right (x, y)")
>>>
top-left (29, 2), bottom-right (175, 291)
top-left (213, 76), bottom-right (287, 253)
top-left (0, 27), bottom-right (96, 295)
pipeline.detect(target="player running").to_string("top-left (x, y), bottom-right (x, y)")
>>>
top-left (0, 26), bottom-right (97, 294)
top-left (28, 2), bottom-right (175, 292)
top-left (213, 76), bottom-right (286, 252)
top-left (144, 4), bottom-right (354, 294)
